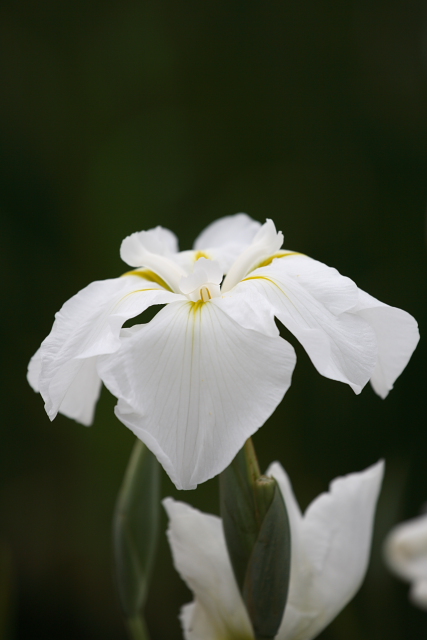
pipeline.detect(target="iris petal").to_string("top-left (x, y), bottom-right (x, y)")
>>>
top-left (351, 289), bottom-right (419, 398)
top-left (98, 300), bottom-right (296, 489)
top-left (270, 461), bottom-right (384, 640)
top-left (33, 275), bottom-right (182, 422)
top-left (237, 254), bottom-right (378, 393)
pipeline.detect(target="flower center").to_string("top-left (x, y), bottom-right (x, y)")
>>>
top-left (179, 257), bottom-right (223, 302)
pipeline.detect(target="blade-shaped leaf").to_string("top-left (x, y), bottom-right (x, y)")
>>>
top-left (113, 439), bottom-right (160, 619)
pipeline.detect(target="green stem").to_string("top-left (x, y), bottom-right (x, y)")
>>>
top-left (119, 439), bottom-right (145, 502)
top-left (126, 613), bottom-right (150, 640)
top-left (243, 437), bottom-right (261, 481)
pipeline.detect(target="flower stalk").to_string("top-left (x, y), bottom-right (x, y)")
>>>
top-left (126, 614), bottom-right (150, 640)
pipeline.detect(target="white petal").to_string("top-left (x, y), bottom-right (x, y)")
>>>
top-left (27, 347), bottom-right (42, 392)
top-left (193, 213), bottom-right (261, 251)
top-left (172, 249), bottom-right (217, 276)
top-left (222, 219), bottom-right (284, 293)
top-left (56, 357), bottom-right (102, 426)
top-left (213, 289), bottom-right (279, 337)
top-left (266, 462), bottom-right (303, 529)
top-left (163, 498), bottom-right (253, 640)
top-left (174, 247), bottom-right (235, 278)
top-left (267, 463), bottom-right (317, 640)
top-left (180, 214), bottom-right (264, 277)
top-left (237, 255), bottom-right (378, 393)
top-left (99, 300), bottom-right (296, 489)
top-left (164, 462), bottom-right (383, 640)
top-left (179, 258), bottom-right (223, 296)
top-left (281, 461), bottom-right (384, 640)
top-left (410, 579), bottom-right (427, 610)
top-left (28, 347), bottom-right (102, 426)
top-left (120, 228), bottom-right (186, 291)
top-left (180, 602), bottom-right (220, 640)
top-left (351, 289), bottom-right (419, 398)
top-left (384, 513), bottom-right (427, 583)
top-left (120, 225), bottom-right (178, 264)
top-left (266, 463), bottom-right (304, 569)
top-left (37, 275), bottom-right (182, 423)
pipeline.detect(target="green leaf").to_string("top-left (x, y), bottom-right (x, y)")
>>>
top-left (113, 439), bottom-right (160, 619)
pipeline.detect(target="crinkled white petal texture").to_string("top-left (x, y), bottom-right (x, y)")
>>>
top-left (350, 289), bottom-right (419, 398)
top-left (27, 274), bottom-right (181, 425)
top-left (98, 299), bottom-right (296, 489)
top-left (234, 254), bottom-right (379, 393)
top-left (164, 461), bottom-right (384, 640)
top-left (384, 512), bottom-right (427, 610)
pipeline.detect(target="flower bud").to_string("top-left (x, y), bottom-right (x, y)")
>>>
top-left (220, 439), bottom-right (291, 640)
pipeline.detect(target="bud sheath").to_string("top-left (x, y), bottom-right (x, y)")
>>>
top-left (220, 439), bottom-right (291, 640)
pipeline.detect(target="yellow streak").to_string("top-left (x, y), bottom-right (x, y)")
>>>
top-left (253, 251), bottom-right (302, 270)
top-left (194, 250), bottom-right (210, 261)
top-left (118, 287), bottom-right (160, 304)
top-left (121, 268), bottom-right (172, 291)
top-left (242, 275), bottom-right (276, 285)
top-left (242, 274), bottom-right (291, 302)
top-left (189, 300), bottom-right (206, 316)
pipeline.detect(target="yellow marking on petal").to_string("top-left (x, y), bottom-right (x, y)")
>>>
top-left (188, 299), bottom-right (207, 316)
top-left (200, 286), bottom-right (211, 302)
top-left (110, 286), bottom-right (163, 313)
top-left (242, 274), bottom-right (291, 301)
top-left (121, 268), bottom-right (172, 291)
top-left (243, 275), bottom-right (276, 284)
top-left (253, 251), bottom-right (302, 270)
top-left (117, 287), bottom-right (161, 303)
top-left (194, 250), bottom-right (210, 261)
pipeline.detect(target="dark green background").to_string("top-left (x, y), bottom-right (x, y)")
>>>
top-left (1, 0), bottom-right (426, 638)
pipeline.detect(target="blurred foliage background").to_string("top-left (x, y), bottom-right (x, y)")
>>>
top-left (0, 0), bottom-right (426, 638)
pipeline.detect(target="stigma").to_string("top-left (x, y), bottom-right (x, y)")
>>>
top-left (200, 286), bottom-right (212, 302)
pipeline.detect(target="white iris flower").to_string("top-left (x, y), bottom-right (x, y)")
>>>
top-left (384, 511), bottom-right (427, 609)
top-left (28, 214), bottom-right (418, 489)
top-left (164, 460), bottom-right (384, 640)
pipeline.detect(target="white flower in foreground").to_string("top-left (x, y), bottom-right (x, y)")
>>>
top-left (164, 460), bottom-right (384, 640)
top-left (28, 214), bottom-right (418, 489)
top-left (384, 511), bottom-right (427, 609)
